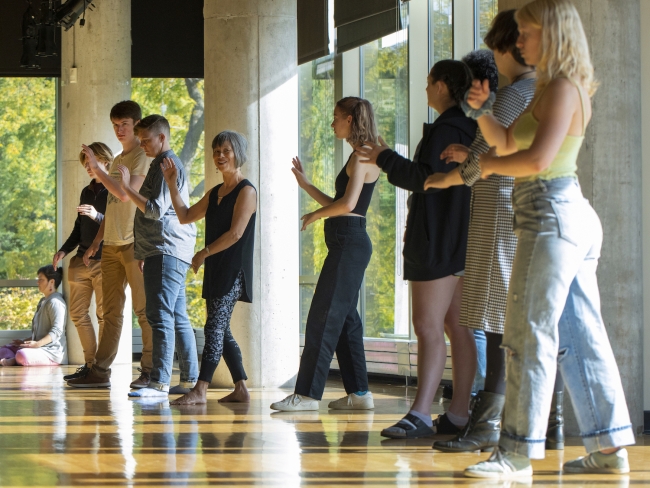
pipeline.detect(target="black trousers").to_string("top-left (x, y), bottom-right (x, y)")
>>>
top-left (295, 217), bottom-right (372, 400)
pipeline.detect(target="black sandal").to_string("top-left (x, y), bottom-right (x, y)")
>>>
top-left (433, 413), bottom-right (464, 435)
top-left (381, 413), bottom-right (435, 439)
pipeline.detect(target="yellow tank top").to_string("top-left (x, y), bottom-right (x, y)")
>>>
top-left (513, 79), bottom-right (587, 183)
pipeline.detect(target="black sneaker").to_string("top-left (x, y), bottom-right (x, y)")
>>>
top-left (64, 365), bottom-right (91, 381)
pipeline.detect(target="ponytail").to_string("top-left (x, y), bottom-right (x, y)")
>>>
top-left (335, 97), bottom-right (379, 147)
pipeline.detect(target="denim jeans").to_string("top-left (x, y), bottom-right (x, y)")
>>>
top-left (143, 254), bottom-right (198, 390)
top-left (472, 329), bottom-right (486, 393)
top-left (295, 217), bottom-right (372, 400)
top-left (500, 177), bottom-right (635, 458)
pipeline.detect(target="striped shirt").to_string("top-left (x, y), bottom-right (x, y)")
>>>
top-left (457, 78), bottom-right (536, 334)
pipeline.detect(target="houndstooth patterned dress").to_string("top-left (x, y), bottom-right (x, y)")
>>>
top-left (458, 78), bottom-right (536, 334)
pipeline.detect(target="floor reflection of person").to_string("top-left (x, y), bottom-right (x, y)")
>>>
top-left (161, 130), bottom-right (256, 405)
top-left (0, 265), bottom-right (66, 367)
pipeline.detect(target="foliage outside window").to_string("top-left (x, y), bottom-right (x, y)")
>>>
top-left (477, 0), bottom-right (499, 49)
top-left (360, 14), bottom-right (410, 339)
top-left (0, 78), bottom-right (56, 330)
top-left (132, 78), bottom-right (205, 328)
top-left (297, 58), bottom-right (336, 334)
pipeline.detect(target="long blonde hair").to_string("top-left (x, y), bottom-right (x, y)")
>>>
top-left (516, 0), bottom-right (597, 96)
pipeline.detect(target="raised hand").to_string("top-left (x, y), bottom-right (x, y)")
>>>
top-left (77, 204), bottom-right (98, 220)
top-left (291, 157), bottom-right (310, 189)
top-left (355, 136), bottom-right (390, 165)
top-left (81, 144), bottom-right (100, 171)
top-left (161, 157), bottom-right (178, 186)
top-left (52, 251), bottom-right (66, 269)
top-left (440, 144), bottom-right (470, 164)
top-left (116, 164), bottom-right (131, 190)
top-left (466, 79), bottom-right (491, 110)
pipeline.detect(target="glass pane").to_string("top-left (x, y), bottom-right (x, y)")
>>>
top-left (360, 4), bottom-right (410, 339)
top-left (131, 78), bottom-right (205, 328)
top-left (0, 78), bottom-right (56, 281)
top-left (0, 288), bottom-right (41, 331)
top-left (298, 57), bottom-right (336, 335)
top-left (429, 0), bottom-right (453, 66)
top-left (477, 0), bottom-right (499, 49)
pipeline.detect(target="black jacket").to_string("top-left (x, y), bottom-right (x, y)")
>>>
top-left (376, 106), bottom-right (476, 280)
top-left (59, 181), bottom-right (107, 260)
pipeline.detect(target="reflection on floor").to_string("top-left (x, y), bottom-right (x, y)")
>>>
top-left (0, 363), bottom-right (647, 487)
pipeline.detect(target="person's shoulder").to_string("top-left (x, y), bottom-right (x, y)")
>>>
top-left (46, 294), bottom-right (67, 310)
top-left (241, 179), bottom-right (257, 191)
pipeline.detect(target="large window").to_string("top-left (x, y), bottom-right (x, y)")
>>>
top-left (0, 78), bottom-right (57, 330)
top-left (298, 1), bottom-right (500, 344)
top-left (132, 78), bottom-right (205, 328)
top-left (360, 4), bottom-right (410, 339)
top-left (297, 58), bottom-right (336, 334)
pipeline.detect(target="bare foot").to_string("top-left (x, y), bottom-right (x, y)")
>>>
top-left (218, 380), bottom-right (250, 403)
top-left (0, 358), bottom-right (16, 366)
top-left (170, 388), bottom-right (207, 405)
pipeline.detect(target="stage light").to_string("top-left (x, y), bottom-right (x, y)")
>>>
top-left (20, 4), bottom-right (41, 69)
top-left (37, 0), bottom-right (57, 57)
top-left (56, 0), bottom-right (98, 31)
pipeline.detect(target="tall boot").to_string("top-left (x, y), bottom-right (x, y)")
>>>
top-left (433, 390), bottom-right (505, 453)
top-left (546, 391), bottom-right (564, 450)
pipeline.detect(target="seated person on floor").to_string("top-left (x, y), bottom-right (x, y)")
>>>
top-left (0, 265), bottom-right (67, 366)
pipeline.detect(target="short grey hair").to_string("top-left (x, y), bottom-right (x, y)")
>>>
top-left (211, 130), bottom-right (248, 168)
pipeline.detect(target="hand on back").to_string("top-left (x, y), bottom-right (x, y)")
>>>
top-left (355, 136), bottom-right (390, 165)
top-left (440, 144), bottom-right (470, 164)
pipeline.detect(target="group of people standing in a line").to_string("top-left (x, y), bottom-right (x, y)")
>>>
top-left (0, 0), bottom-right (634, 480)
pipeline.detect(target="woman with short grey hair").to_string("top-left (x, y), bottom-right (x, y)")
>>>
top-left (160, 130), bottom-right (257, 405)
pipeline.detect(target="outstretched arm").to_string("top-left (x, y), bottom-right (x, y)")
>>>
top-left (481, 79), bottom-right (582, 178)
top-left (161, 157), bottom-right (210, 224)
top-left (300, 155), bottom-right (372, 230)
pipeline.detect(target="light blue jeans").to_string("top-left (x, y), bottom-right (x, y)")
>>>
top-left (143, 254), bottom-right (199, 391)
top-left (499, 177), bottom-right (635, 459)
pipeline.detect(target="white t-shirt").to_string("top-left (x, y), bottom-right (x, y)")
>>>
top-left (103, 147), bottom-right (149, 245)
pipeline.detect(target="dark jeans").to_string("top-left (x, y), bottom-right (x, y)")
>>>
top-left (143, 254), bottom-right (199, 390)
top-left (295, 217), bottom-right (372, 400)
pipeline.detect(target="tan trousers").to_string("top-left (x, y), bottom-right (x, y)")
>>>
top-left (94, 243), bottom-right (152, 377)
top-left (68, 256), bottom-right (103, 366)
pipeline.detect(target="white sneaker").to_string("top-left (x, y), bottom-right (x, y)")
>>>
top-left (328, 392), bottom-right (374, 410)
top-left (270, 394), bottom-right (319, 411)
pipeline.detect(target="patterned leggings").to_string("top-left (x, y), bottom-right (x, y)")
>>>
top-left (198, 271), bottom-right (248, 383)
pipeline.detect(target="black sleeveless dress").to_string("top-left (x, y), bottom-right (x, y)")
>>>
top-left (202, 179), bottom-right (256, 303)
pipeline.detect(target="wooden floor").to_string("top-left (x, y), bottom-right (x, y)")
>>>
top-left (0, 364), bottom-right (648, 487)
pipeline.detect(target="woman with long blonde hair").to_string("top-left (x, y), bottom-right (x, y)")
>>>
top-left (460, 0), bottom-right (634, 479)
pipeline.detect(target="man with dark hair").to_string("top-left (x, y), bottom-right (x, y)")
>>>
top-left (118, 114), bottom-right (198, 398)
top-left (68, 100), bottom-right (153, 389)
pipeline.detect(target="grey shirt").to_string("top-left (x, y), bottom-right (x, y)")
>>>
top-left (31, 292), bottom-right (67, 364)
top-left (134, 150), bottom-right (197, 264)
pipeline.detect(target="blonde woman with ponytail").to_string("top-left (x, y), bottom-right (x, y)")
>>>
top-left (460, 0), bottom-right (634, 479)
top-left (271, 97), bottom-right (380, 411)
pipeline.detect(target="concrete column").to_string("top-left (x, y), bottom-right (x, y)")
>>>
top-left (498, 0), bottom-right (644, 434)
top-left (59, 2), bottom-right (132, 365)
top-left (204, 0), bottom-right (299, 387)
